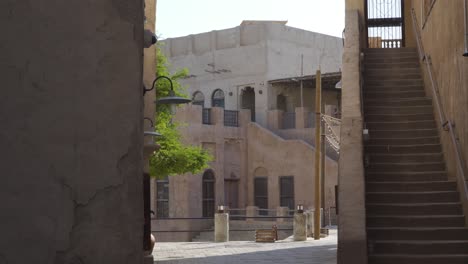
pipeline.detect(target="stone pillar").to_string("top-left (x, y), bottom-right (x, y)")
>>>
top-left (246, 206), bottom-right (259, 222)
top-left (295, 107), bottom-right (310, 129)
top-left (306, 211), bottom-right (314, 237)
top-left (276, 207), bottom-right (289, 223)
top-left (267, 110), bottom-right (284, 130)
top-left (214, 213), bottom-right (229, 242)
top-left (293, 212), bottom-right (307, 241)
top-left (306, 208), bottom-right (324, 237)
top-left (239, 109), bottom-right (252, 127)
top-left (211, 107), bottom-right (224, 126)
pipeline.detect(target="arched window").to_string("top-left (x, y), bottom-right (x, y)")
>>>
top-left (202, 170), bottom-right (215, 217)
top-left (192, 91), bottom-right (205, 106)
top-left (212, 89), bottom-right (225, 108)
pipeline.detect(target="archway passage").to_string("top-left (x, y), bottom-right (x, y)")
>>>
top-left (241, 87), bottom-right (255, 121)
top-left (202, 170), bottom-right (216, 217)
top-left (365, 0), bottom-right (405, 48)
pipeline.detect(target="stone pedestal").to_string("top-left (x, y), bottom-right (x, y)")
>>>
top-left (246, 206), bottom-right (259, 222)
top-left (306, 211), bottom-right (314, 237)
top-left (293, 213), bottom-right (307, 241)
top-left (276, 207), bottom-right (289, 223)
top-left (214, 213), bottom-right (229, 242)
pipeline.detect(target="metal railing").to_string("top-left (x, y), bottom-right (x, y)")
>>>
top-left (282, 112), bottom-right (296, 129)
top-left (411, 8), bottom-right (468, 197)
top-left (202, 108), bottom-right (211, 125)
top-left (224, 110), bottom-right (239, 127)
top-left (382, 39), bottom-right (402, 48)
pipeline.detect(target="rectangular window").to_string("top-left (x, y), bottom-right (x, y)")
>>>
top-left (254, 177), bottom-right (268, 215)
top-left (279, 176), bottom-right (295, 210)
top-left (156, 177), bottom-right (169, 218)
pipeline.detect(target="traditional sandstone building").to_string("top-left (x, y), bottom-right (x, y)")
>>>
top-left (152, 21), bottom-right (343, 241)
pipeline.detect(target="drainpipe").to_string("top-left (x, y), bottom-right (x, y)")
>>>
top-left (464, 0), bottom-right (468, 56)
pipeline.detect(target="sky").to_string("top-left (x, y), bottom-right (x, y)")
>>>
top-left (156, 0), bottom-right (345, 39)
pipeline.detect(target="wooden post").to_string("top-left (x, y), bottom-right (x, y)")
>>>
top-left (314, 70), bottom-right (322, 240)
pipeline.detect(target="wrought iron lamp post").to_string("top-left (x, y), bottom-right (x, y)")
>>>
top-left (143, 76), bottom-right (191, 253)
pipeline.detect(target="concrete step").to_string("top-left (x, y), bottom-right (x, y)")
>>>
top-left (364, 85), bottom-right (425, 93)
top-left (367, 227), bottom-right (468, 241)
top-left (365, 113), bottom-right (433, 122)
top-left (366, 171), bottom-right (447, 182)
top-left (365, 73), bottom-right (422, 80)
top-left (366, 181), bottom-right (457, 192)
top-left (366, 191), bottom-right (459, 204)
top-left (367, 215), bottom-right (465, 228)
top-left (366, 120), bottom-right (436, 130)
top-left (364, 90), bottom-right (426, 99)
top-left (369, 254), bottom-right (468, 264)
top-left (369, 129), bottom-right (438, 138)
top-left (371, 240), bottom-right (468, 255)
top-left (366, 79), bottom-right (424, 87)
top-left (368, 153), bottom-right (444, 163)
top-left (364, 62), bottom-right (421, 69)
top-left (368, 137), bottom-right (440, 145)
top-left (365, 56), bottom-right (419, 64)
top-left (365, 105), bottom-right (433, 115)
top-left (365, 144), bottom-right (442, 154)
top-left (364, 67), bottom-right (421, 75)
top-left (366, 202), bottom-right (462, 215)
top-left (365, 98), bottom-right (432, 107)
top-left (367, 162), bottom-right (445, 173)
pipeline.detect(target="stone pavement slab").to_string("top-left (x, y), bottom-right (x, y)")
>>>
top-left (153, 229), bottom-right (337, 264)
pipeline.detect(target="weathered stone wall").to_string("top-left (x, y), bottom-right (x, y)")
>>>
top-left (0, 1), bottom-right (144, 263)
top-left (411, 0), bottom-right (468, 186)
top-left (338, 9), bottom-right (368, 264)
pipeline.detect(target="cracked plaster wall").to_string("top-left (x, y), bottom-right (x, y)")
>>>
top-left (0, 1), bottom-right (144, 263)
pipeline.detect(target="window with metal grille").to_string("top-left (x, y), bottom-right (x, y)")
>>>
top-left (254, 177), bottom-right (268, 215)
top-left (202, 170), bottom-right (215, 217)
top-left (224, 110), bottom-right (239, 127)
top-left (202, 108), bottom-right (211, 125)
top-left (212, 89), bottom-right (225, 108)
top-left (279, 176), bottom-right (295, 210)
top-left (156, 177), bottom-right (169, 218)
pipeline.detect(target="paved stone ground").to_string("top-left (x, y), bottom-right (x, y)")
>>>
top-left (153, 229), bottom-right (337, 264)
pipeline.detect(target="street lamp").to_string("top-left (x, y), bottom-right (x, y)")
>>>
top-left (142, 76), bottom-right (191, 253)
top-left (143, 76), bottom-right (192, 105)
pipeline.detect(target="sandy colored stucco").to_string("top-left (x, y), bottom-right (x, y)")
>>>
top-left (0, 1), bottom-right (145, 263)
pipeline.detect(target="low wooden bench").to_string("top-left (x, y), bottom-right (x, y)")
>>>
top-left (255, 225), bottom-right (278, 243)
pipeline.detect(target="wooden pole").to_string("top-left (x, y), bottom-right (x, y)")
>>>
top-left (314, 70), bottom-right (322, 240)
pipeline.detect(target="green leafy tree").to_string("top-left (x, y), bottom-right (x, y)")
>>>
top-left (149, 45), bottom-right (212, 178)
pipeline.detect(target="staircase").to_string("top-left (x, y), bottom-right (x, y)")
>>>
top-left (363, 48), bottom-right (468, 264)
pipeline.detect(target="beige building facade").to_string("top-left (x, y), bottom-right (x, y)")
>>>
top-left (153, 21), bottom-right (343, 241)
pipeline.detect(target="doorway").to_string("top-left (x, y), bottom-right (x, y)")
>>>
top-left (224, 179), bottom-right (239, 209)
top-left (241, 87), bottom-right (255, 122)
top-left (365, 0), bottom-right (405, 48)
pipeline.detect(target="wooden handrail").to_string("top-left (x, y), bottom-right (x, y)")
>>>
top-left (411, 8), bottom-right (468, 197)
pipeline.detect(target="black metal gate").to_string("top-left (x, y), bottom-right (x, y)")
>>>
top-left (365, 0), bottom-right (405, 48)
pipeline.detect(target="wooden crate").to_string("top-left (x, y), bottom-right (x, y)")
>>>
top-left (255, 225), bottom-right (278, 243)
